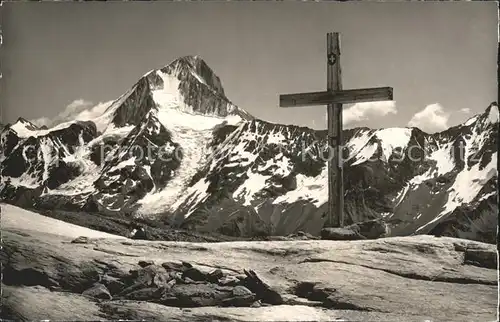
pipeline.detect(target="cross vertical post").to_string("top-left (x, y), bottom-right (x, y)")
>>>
top-left (279, 32), bottom-right (393, 230)
top-left (326, 32), bottom-right (344, 228)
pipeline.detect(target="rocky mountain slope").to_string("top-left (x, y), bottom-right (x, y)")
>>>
top-left (2, 204), bottom-right (497, 321)
top-left (0, 56), bottom-right (497, 243)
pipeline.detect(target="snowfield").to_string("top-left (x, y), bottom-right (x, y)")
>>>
top-left (1, 203), bottom-right (126, 239)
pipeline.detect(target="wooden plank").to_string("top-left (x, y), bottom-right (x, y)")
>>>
top-left (327, 32), bottom-right (344, 228)
top-left (279, 87), bottom-right (393, 108)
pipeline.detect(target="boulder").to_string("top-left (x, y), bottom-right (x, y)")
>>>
top-left (120, 264), bottom-right (169, 297)
top-left (207, 269), bottom-right (224, 283)
top-left (164, 283), bottom-right (233, 307)
top-left (182, 267), bottom-right (207, 282)
top-left (354, 219), bottom-right (389, 239)
top-left (130, 227), bottom-right (150, 240)
top-left (153, 272), bottom-right (172, 288)
top-left (125, 287), bottom-right (164, 301)
top-left (71, 236), bottom-right (90, 244)
top-left (222, 285), bottom-right (256, 307)
top-left (82, 283), bottom-right (112, 300)
top-left (138, 260), bottom-right (155, 268)
top-left (296, 231), bottom-right (318, 239)
top-left (321, 227), bottom-right (363, 241)
top-left (100, 275), bottom-right (125, 295)
top-left (161, 261), bottom-right (185, 271)
top-left (241, 269), bottom-right (283, 305)
top-left (183, 277), bottom-right (204, 284)
top-left (181, 261), bottom-right (193, 268)
top-left (218, 275), bottom-right (240, 286)
top-left (321, 219), bottom-right (388, 241)
top-left (233, 285), bottom-right (254, 297)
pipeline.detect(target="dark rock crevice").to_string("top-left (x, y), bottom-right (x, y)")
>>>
top-left (2, 266), bottom-right (60, 289)
top-left (462, 248), bottom-right (498, 270)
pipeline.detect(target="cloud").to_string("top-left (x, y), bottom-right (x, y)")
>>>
top-left (407, 103), bottom-right (450, 133)
top-left (31, 117), bottom-right (53, 128)
top-left (342, 101), bottom-right (397, 126)
top-left (460, 107), bottom-right (471, 114)
top-left (31, 99), bottom-right (113, 128)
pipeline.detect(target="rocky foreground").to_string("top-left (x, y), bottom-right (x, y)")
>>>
top-left (1, 206), bottom-right (499, 321)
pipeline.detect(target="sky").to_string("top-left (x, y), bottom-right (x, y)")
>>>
top-left (1, 1), bottom-right (498, 133)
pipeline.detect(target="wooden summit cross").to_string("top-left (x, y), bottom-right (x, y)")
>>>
top-left (279, 32), bottom-right (393, 228)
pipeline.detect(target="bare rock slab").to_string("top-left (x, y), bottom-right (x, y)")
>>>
top-left (1, 225), bottom-right (497, 322)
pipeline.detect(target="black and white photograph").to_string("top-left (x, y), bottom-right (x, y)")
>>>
top-left (1, 1), bottom-right (498, 321)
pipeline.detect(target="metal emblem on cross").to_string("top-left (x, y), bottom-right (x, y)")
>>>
top-left (328, 53), bottom-right (337, 66)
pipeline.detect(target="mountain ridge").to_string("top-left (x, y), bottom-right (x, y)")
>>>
top-left (0, 56), bottom-right (497, 243)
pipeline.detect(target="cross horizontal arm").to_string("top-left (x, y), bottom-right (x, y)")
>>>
top-left (279, 86), bottom-right (393, 108)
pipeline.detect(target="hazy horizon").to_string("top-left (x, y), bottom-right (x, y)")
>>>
top-left (1, 1), bottom-right (498, 133)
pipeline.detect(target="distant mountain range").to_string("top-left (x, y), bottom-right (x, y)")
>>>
top-left (1, 56), bottom-right (497, 243)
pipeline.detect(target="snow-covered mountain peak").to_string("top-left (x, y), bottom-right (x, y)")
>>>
top-left (107, 56), bottom-right (252, 133)
top-left (164, 55), bottom-right (226, 95)
top-left (459, 102), bottom-right (498, 129)
top-left (8, 118), bottom-right (40, 137)
top-left (484, 102), bottom-right (499, 125)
